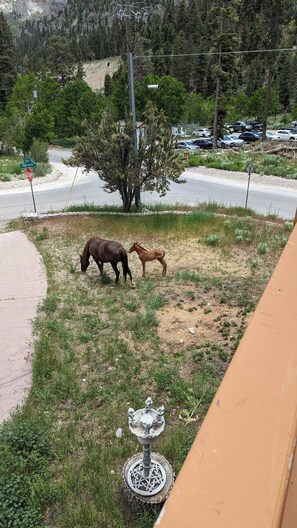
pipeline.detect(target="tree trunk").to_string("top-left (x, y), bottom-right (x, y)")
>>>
top-left (262, 66), bottom-right (273, 142)
top-left (119, 184), bottom-right (134, 213)
top-left (213, 75), bottom-right (220, 149)
top-left (134, 186), bottom-right (142, 209)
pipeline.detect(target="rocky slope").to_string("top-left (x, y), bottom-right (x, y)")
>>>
top-left (0, 0), bottom-right (66, 20)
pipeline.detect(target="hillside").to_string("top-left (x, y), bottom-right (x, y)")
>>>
top-left (83, 57), bottom-right (121, 92)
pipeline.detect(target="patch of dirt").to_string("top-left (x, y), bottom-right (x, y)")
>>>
top-left (83, 57), bottom-right (122, 91)
top-left (157, 301), bottom-right (243, 348)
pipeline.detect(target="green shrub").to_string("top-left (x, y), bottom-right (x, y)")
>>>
top-left (0, 419), bottom-right (52, 528)
top-left (30, 139), bottom-right (49, 163)
top-left (100, 272), bottom-right (113, 284)
top-left (234, 228), bottom-right (252, 243)
top-left (224, 220), bottom-right (233, 229)
top-left (205, 234), bottom-right (219, 246)
top-left (35, 227), bottom-right (49, 241)
top-left (51, 137), bottom-right (76, 148)
top-left (284, 221), bottom-right (293, 231)
top-left (257, 242), bottom-right (268, 254)
top-left (33, 163), bottom-right (51, 177)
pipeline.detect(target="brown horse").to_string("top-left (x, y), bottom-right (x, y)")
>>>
top-left (80, 237), bottom-right (134, 285)
top-left (128, 242), bottom-right (167, 277)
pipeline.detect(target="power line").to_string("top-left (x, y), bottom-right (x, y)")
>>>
top-left (135, 47), bottom-right (297, 58)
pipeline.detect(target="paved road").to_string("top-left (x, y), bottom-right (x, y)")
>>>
top-left (0, 148), bottom-right (297, 220)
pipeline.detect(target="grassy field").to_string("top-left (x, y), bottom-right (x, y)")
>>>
top-left (0, 211), bottom-right (292, 528)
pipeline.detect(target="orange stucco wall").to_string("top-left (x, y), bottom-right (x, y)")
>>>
top-left (155, 225), bottom-right (297, 528)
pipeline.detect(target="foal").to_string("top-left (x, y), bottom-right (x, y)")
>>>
top-left (128, 242), bottom-right (167, 277)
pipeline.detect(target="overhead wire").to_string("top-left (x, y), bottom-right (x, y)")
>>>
top-left (135, 47), bottom-right (297, 58)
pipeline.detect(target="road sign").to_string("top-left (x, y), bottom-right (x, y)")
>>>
top-left (19, 161), bottom-right (36, 168)
top-left (25, 167), bottom-right (32, 174)
top-left (27, 174), bottom-right (33, 183)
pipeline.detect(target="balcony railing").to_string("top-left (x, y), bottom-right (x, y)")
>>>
top-left (155, 224), bottom-right (297, 528)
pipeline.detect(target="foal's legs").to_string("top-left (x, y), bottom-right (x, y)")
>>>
top-left (158, 257), bottom-right (167, 276)
top-left (141, 261), bottom-right (146, 278)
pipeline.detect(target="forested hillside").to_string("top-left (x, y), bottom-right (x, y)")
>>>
top-left (1, 0), bottom-right (297, 154)
top-left (12, 0), bottom-right (297, 108)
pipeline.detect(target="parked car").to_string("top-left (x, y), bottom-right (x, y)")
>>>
top-left (277, 127), bottom-right (297, 133)
top-left (175, 141), bottom-right (199, 150)
top-left (245, 121), bottom-right (263, 131)
top-left (245, 121), bottom-right (254, 131)
top-left (238, 131), bottom-right (260, 142)
top-left (229, 121), bottom-right (247, 132)
top-left (192, 128), bottom-right (211, 137)
top-left (216, 136), bottom-right (235, 148)
top-left (275, 130), bottom-right (297, 141)
top-left (228, 135), bottom-right (245, 146)
top-left (253, 122), bottom-right (263, 131)
top-left (192, 138), bottom-right (213, 149)
top-left (265, 131), bottom-right (280, 141)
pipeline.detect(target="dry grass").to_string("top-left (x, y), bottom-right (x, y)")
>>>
top-left (6, 212), bottom-right (288, 528)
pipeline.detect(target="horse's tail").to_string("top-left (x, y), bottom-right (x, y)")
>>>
top-left (120, 249), bottom-right (133, 284)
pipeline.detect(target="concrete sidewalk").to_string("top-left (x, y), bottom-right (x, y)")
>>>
top-left (0, 231), bottom-right (47, 422)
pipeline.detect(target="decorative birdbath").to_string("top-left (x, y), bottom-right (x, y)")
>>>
top-left (123, 397), bottom-right (174, 504)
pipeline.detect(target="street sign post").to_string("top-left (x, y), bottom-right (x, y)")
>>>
top-left (25, 167), bottom-right (37, 213)
top-left (245, 164), bottom-right (252, 209)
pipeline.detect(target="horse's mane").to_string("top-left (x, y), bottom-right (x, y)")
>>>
top-left (135, 242), bottom-right (147, 251)
top-left (81, 238), bottom-right (92, 261)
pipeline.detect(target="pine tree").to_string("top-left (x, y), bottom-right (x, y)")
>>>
top-left (259, 0), bottom-right (288, 138)
top-left (104, 73), bottom-right (112, 96)
top-left (208, 0), bottom-right (241, 144)
top-left (0, 12), bottom-right (16, 106)
top-left (47, 35), bottom-right (77, 87)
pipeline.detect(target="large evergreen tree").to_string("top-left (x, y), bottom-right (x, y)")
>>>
top-left (0, 11), bottom-right (16, 106)
top-left (259, 0), bottom-right (288, 139)
top-left (208, 0), bottom-right (241, 144)
top-left (47, 35), bottom-right (77, 87)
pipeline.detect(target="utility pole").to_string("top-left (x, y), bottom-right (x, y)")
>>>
top-left (125, 5), bottom-right (140, 208)
top-left (117, 3), bottom-right (149, 210)
top-left (213, 17), bottom-right (223, 149)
